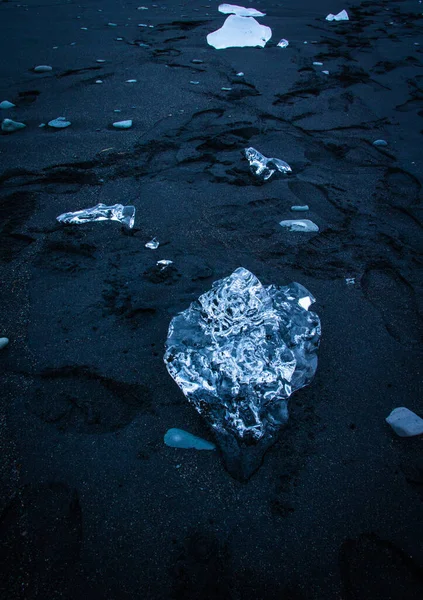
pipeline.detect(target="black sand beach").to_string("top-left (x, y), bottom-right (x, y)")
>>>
top-left (1, 0), bottom-right (422, 598)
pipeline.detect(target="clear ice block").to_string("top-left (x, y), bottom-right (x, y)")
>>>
top-left (57, 203), bottom-right (135, 229)
top-left (244, 147), bottom-right (292, 181)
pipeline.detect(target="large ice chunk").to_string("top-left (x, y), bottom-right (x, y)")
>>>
top-left (244, 147), bottom-right (292, 180)
top-left (57, 203), bottom-right (135, 229)
top-left (164, 268), bottom-right (320, 479)
top-left (218, 4), bottom-right (266, 17)
top-left (207, 15), bottom-right (272, 49)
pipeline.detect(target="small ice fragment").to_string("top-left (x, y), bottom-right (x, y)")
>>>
top-left (96, 59), bottom-right (106, 63)
top-left (190, 81), bottom-right (200, 85)
top-left (145, 237), bottom-right (159, 249)
top-left (291, 205), bottom-right (309, 212)
top-left (0, 337), bottom-right (9, 350)
top-left (221, 87), bottom-right (232, 91)
top-left (96, 80), bottom-right (103, 84)
top-left (244, 147), bottom-right (292, 181)
top-left (277, 39), bottom-right (289, 48)
top-left (34, 65), bottom-right (52, 72)
top-left (48, 117), bottom-right (71, 128)
top-left (164, 428), bottom-right (216, 450)
top-left (386, 407), bottom-right (423, 437)
top-left (192, 59), bottom-right (204, 64)
top-left (345, 277), bottom-right (355, 285)
top-left (138, 23), bottom-right (148, 26)
top-left (218, 4), bottom-right (266, 17)
top-left (157, 259), bottom-right (173, 268)
top-left (279, 220), bottom-right (319, 232)
top-left (373, 139), bottom-right (388, 147)
top-left (70, 42), bottom-right (76, 46)
top-left (1, 118), bottom-right (26, 132)
top-left (137, 6), bottom-right (149, 9)
top-left (0, 101), bottom-right (16, 109)
top-left (57, 203), bottom-right (136, 229)
top-left (113, 120), bottom-right (133, 129)
top-left (39, 123), bottom-right (46, 128)
top-left (108, 22), bottom-right (117, 27)
top-left (207, 15), bottom-right (272, 49)
top-left (313, 61), bottom-right (323, 66)
top-left (236, 72), bottom-right (244, 76)
top-left (81, 27), bottom-right (88, 30)
top-left (326, 10), bottom-right (349, 21)
top-left (126, 79), bottom-right (137, 83)
top-left (116, 37), bottom-right (123, 41)
top-left (322, 70), bottom-right (330, 74)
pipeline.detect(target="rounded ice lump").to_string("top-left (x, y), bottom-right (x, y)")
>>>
top-left (164, 268), bottom-right (320, 444)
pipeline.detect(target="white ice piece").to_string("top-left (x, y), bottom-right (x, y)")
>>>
top-left (207, 15), bottom-right (272, 49)
top-left (157, 259), bottom-right (173, 269)
top-left (0, 101), bottom-right (15, 109)
top-left (291, 205), bottom-right (309, 212)
top-left (326, 10), bottom-right (349, 21)
top-left (48, 117), bottom-right (71, 128)
top-left (277, 39), bottom-right (289, 48)
top-left (386, 407), bottom-right (423, 437)
top-left (145, 238), bottom-right (159, 249)
top-left (113, 120), bottom-right (133, 129)
top-left (218, 4), bottom-right (265, 17)
top-left (34, 65), bottom-right (53, 72)
top-left (0, 337), bottom-right (9, 350)
top-left (164, 428), bottom-right (216, 450)
top-left (373, 139), bottom-right (388, 147)
top-left (279, 220), bottom-right (319, 232)
top-left (1, 118), bottom-right (26, 132)
top-left (126, 79), bottom-right (137, 83)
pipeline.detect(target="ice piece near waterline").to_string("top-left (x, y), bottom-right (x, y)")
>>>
top-left (218, 4), bottom-right (265, 17)
top-left (280, 219), bottom-right (319, 232)
top-left (277, 39), bottom-right (289, 48)
top-left (326, 10), bottom-right (349, 21)
top-left (207, 15), bottom-right (272, 49)
top-left (0, 101), bottom-right (15, 109)
top-left (164, 267), bottom-right (320, 479)
top-left (145, 237), bottom-right (159, 249)
top-left (48, 117), bottom-right (71, 128)
top-left (1, 118), bottom-right (26, 132)
top-left (386, 407), bottom-right (423, 437)
top-left (244, 147), bottom-right (291, 181)
top-left (57, 203), bottom-right (135, 229)
top-left (164, 428), bottom-right (216, 450)
top-left (113, 120), bottom-right (132, 129)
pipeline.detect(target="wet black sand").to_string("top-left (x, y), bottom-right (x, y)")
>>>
top-left (1, 0), bottom-right (423, 598)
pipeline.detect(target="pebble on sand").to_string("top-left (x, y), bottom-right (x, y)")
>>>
top-left (113, 120), bottom-right (133, 129)
top-left (1, 118), bottom-right (26, 132)
top-left (34, 65), bottom-right (53, 72)
top-left (386, 407), bottom-right (423, 437)
top-left (0, 100), bottom-right (16, 109)
top-left (0, 337), bottom-right (9, 350)
top-left (48, 117), bottom-right (71, 128)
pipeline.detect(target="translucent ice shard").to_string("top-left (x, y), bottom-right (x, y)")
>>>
top-left (244, 147), bottom-right (292, 181)
top-left (277, 39), bottom-right (289, 48)
top-left (207, 15), bottom-right (272, 49)
top-left (218, 4), bottom-right (266, 17)
top-left (57, 203), bottom-right (135, 229)
top-left (164, 428), bottom-right (216, 450)
top-left (145, 237), bottom-right (159, 249)
top-left (280, 219), bottom-right (319, 232)
top-left (326, 10), bottom-right (349, 21)
top-left (164, 268), bottom-right (320, 479)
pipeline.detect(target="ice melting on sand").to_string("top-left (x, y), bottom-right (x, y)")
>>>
top-left (57, 203), bottom-right (135, 229)
top-left (207, 15), bottom-right (271, 49)
top-left (164, 268), bottom-right (320, 477)
top-left (164, 428), bottom-right (216, 450)
top-left (326, 10), bottom-right (349, 21)
top-left (280, 219), bottom-right (319, 232)
top-left (218, 4), bottom-right (266, 17)
top-left (244, 147), bottom-right (291, 180)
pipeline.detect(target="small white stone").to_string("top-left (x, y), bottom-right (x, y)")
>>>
top-left (113, 120), bottom-right (133, 129)
top-left (34, 65), bottom-right (53, 73)
top-left (1, 118), bottom-right (26, 132)
top-left (386, 407), bottom-right (423, 437)
top-left (48, 117), bottom-right (71, 128)
top-left (0, 100), bottom-right (15, 109)
top-left (0, 337), bottom-right (9, 350)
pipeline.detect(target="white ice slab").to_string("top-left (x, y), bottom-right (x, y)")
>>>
top-left (386, 407), bottom-right (423, 437)
top-left (326, 10), bottom-right (349, 21)
top-left (207, 15), bottom-right (272, 49)
top-left (218, 4), bottom-right (265, 17)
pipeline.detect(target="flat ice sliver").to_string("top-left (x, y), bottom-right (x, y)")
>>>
top-left (164, 268), bottom-right (320, 443)
top-left (207, 15), bottom-right (272, 49)
top-left (218, 4), bottom-right (266, 17)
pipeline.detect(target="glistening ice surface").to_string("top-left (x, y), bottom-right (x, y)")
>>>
top-left (164, 268), bottom-right (320, 442)
top-left (244, 147), bottom-right (292, 180)
top-left (57, 203), bottom-right (135, 229)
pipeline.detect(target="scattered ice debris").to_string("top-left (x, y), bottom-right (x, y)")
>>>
top-left (236, 72), bottom-right (244, 76)
top-left (34, 65), bottom-right (52, 72)
top-left (277, 39), bottom-right (289, 48)
top-left (313, 61), bottom-right (323, 66)
top-left (386, 407), bottom-right (423, 437)
top-left (221, 86), bottom-right (232, 91)
top-left (218, 4), bottom-right (265, 17)
top-left (164, 428), bottom-right (216, 450)
top-left (0, 337), bottom-right (9, 350)
top-left (96, 59), bottom-right (106, 63)
top-left (192, 59), bottom-right (204, 64)
top-left (157, 259), bottom-right (173, 269)
top-left (145, 238), bottom-right (159, 249)
top-left (190, 81), bottom-right (200, 85)
top-left (207, 15), bottom-right (272, 49)
top-left (322, 70), bottom-right (330, 75)
top-left (0, 101), bottom-right (15, 109)
top-left (96, 80), bottom-right (103, 84)
top-left (291, 205), bottom-right (309, 212)
top-left (326, 10), bottom-right (349, 21)
top-left (113, 120), bottom-right (133, 129)
top-left (1, 118), bottom-right (26, 132)
top-left (126, 79), bottom-right (137, 83)
top-left (279, 220), bottom-right (319, 232)
top-left (57, 203), bottom-right (135, 229)
top-left (373, 139), bottom-right (388, 147)
top-left (48, 117), bottom-right (71, 128)
top-left (244, 147), bottom-right (292, 181)
top-left (345, 277), bottom-right (355, 285)
top-left (164, 267), bottom-right (320, 446)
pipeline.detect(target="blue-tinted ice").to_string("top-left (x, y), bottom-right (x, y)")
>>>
top-left (164, 428), bottom-right (216, 450)
top-left (57, 203), bottom-right (135, 229)
top-left (244, 147), bottom-right (292, 181)
top-left (164, 268), bottom-right (320, 458)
